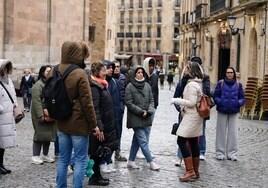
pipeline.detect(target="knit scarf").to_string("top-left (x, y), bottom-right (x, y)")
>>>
top-left (91, 75), bottom-right (108, 88)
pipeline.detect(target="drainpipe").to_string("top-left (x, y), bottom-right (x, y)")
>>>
top-left (1, 0), bottom-right (6, 58)
top-left (264, 4), bottom-right (267, 76)
top-left (47, 0), bottom-right (51, 64)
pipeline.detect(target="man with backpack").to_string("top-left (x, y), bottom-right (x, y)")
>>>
top-left (49, 41), bottom-right (100, 188)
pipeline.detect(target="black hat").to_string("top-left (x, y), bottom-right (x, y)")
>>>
top-left (191, 56), bottom-right (202, 65)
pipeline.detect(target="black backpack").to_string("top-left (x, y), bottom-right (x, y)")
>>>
top-left (43, 64), bottom-right (79, 120)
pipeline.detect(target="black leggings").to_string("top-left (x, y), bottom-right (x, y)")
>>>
top-left (0, 148), bottom-right (4, 165)
top-left (177, 136), bottom-right (200, 158)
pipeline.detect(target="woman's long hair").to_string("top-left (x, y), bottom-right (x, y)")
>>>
top-left (188, 61), bottom-right (204, 79)
top-left (225, 66), bottom-right (237, 80)
top-left (38, 65), bottom-right (52, 80)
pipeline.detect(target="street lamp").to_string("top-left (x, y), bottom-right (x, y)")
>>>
top-left (227, 15), bottom-right (245, 35)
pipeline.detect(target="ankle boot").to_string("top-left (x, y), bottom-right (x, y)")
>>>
top-left (192, 157), bottom-right (200, 179)
top-left (179, 157), bottom-right (196, 182)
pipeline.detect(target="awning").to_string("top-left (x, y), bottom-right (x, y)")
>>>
top-left (114, 54), bottom-right (133, 59)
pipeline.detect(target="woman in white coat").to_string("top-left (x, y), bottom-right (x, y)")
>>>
top-left (0, 59), bottom-right (18, 174)
top-left (171, 61), bottom-right (204, 182)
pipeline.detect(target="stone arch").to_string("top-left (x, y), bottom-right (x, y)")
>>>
top-left (248, 29), bottom-right (258, 77)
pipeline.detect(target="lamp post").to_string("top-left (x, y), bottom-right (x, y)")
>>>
top-left (227, 15), bottom-right (245, 35)
top-left (191, 37), bottom-right (196, 56)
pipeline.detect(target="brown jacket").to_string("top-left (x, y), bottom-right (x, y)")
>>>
top-left (56, 41), bottom-right (97, 136)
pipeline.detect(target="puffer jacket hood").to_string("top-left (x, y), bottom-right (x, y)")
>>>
top-left (129, 65), bottom-right (145, 83)
top-left (143, 57), bottom-right (156, 77)
top-left (61, 41), bottom-right (89, 67)
top-left (0, 59), bottom-right (13, 84)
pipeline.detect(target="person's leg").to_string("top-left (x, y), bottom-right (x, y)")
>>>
top-left (72, 134), bottom-right (89, 188)
top-left (216, 112), bottom-right (228, 159)
top-left (227, 113), bottom-right (239, 160)
top-left (22, 92), bottom-right (27, 110)
top-left (54, 135), bottom-right (60, 157)
top-left (42, 142), bottom-right (54, 163)
top-left (177, 136), bottom-right (196, 181)
top-left (56, 131), bottom-right (72, 188)
top-left (199, 121), bottom-right (206, 159)
top-left (134, 128), bottom-right (153, 163)
top-left (128, 129), bottom-right (140, 162)
top-left (115, 115), bottom-right (127, 161)
top-left (189, 137), bottom-right (200, 179)
top-left (28, 95), bottom-right (32, 111)
top-left (0, 148), bottom-right (11, 174)
top-left (33, 140), bottom-right (42, 156)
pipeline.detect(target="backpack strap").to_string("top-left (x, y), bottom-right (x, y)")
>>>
top-left (61, 64), bottom-right (80, 79)
top-left (221, 79), bottom-right (239, 90)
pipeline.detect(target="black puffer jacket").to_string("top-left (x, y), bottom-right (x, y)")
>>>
top-left (89, 79), bottom-right (118, 155)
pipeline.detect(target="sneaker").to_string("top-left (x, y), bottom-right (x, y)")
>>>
top-left (175, 159), bottom-right (183, 167)
top-left (127, 161), bottom-right (140, 169)
top-left (149, 161), bottom-right (160, 171)
top-left (68, 164), bottom-right (74, 174)
top-left (107, 164), bottom-right (117, 173)
top-left (31, 156), bottom-right (44, 165)
top-left (227, 157), bottom-right (237, 161)
top-left (200, 154), bottom-right (205, 161)
top-left (100, 164), bottom-right (111, 173)
top-left (115, 154), bottom-right (127, 162)
top-left (216, 156), bottom-right (225, 160)
top-left (42, 155), bottom-right (55, 163)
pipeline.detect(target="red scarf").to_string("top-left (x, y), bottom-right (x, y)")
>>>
top-left (91, 75), bottom-right (108, 88)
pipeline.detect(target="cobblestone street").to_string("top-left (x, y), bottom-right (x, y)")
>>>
top-left (1, 85), bottom-right (268, 188)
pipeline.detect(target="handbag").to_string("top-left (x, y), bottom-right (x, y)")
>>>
top-left (171, 112), bottom-right (182, 135)
top-left (93, 145), bottom-right (111, 158)
top-left (0, 81), bottom-right (25, 124)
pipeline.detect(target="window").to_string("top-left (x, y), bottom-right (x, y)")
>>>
top-left (173, 42), bottom-right (179, 53)
top-left (146, 41), bottom-right (151, 52)
top-left (138, 0), bottom-right (143, 8)
top-left (157, 27), bottom-right (161, 38)
top-left (137, 41), bottom-right (141, 52)
top-left (147, 11), bottom-right (152, 22)
top-left (157, 11), bottom-right (161, 22)
top-left (156, 41), bottom-right (161, 52)
top-left (147, 26), bottom-right (151, 37)
top-left (120, 41), bottom-right (124, 51)
top-left (129, 12), bottom-right (133, 23)
top-left (107, 29), bottom-right (111, 40)
top-left (120, 12), bottom-right (124, 23)
top-left (138, 12), bottom-right (142, 23)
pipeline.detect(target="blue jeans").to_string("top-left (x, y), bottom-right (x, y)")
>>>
top-left (54, 135), bottom-right (59, 156)
top-left (56, 131), bottom-right (88, 188)
top-left (129, 127), bottom-right (153, 163)
top-left (199, 121), bottom-right (206, 155)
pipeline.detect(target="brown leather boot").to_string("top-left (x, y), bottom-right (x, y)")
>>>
top-left (179, 157), bottom-right (196, 182)
top-left (192, 157), bottom-right (200, 179)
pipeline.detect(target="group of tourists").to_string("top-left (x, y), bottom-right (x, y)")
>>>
top-left (0, 40), bottom-right (245, 187)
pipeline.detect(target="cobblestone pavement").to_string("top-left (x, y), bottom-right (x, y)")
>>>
top-left (1, 84), bottom-right (268, 188)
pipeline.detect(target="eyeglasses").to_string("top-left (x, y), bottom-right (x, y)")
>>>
top-left (226, 72), bottom-right (234, 74)
top-left (115, 65), bottom-right (120, 68)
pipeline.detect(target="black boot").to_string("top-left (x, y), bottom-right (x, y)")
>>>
top-left (88, 175), bottom-right (109, 186)
top-left (0, 165), bottom-right (11, 174)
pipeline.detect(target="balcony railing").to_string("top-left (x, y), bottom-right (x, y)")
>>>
top-left (134, 32), bottom-right (142, 38)
top-left (117, 32), bottom-right (125, 38)
top-left (238, 0), bottom-right (266, 7)
top-left (125, 32), bottom-right (133, 38)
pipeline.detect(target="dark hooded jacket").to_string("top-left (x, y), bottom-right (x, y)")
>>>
top-left (125, 65), bottom-right (155, 129)
top-left (55, 41), bottom-right (97, 136)
top-left (88, 78), bottom-right (118, 154)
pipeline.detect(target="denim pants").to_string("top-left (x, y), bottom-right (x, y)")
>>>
top-left (199, 121), bottom-right (206, 155)
top-left (115, 114), bottom-right (123, 156)
top-left (129, 127), bottom-right (153, 163)
top-left (56, 131), bottom-right (89, 188)
top-left (23, 92), bottom-right (31, 110)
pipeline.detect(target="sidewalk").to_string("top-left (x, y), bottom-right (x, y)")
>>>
top-left (1, 86), bottom-right (268, 187)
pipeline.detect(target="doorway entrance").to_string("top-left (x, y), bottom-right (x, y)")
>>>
top-left (218, 48), bottom-right (230, 80)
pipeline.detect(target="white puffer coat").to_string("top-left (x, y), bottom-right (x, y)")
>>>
top-left (0, 59), bottom-right (18, 148)
top-left (172, 78), bottom-right (203, 138)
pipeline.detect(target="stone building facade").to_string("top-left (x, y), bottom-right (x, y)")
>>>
top-left (179, 0), bottom-right (268, 86)
top-left (0, 0), bottom-right (90, 84)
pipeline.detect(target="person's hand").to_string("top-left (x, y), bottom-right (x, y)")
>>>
top-left (170, 98), bottom-right (177, 105)
top-left (97, 131), bottom-right (105, 142)
top-left (43, 109), bottom-right (49, 117)
top-left (93, 126), bottom-right (100, 136)
top-left (142, 110), bottom-right (147, 118)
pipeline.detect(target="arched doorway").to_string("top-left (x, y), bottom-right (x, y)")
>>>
top-left (217, 29), bottom-right (232, 80)
top-left (248, 29), bottom-right (258, 77)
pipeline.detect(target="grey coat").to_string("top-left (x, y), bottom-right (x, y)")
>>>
top-left (125, 65), bottom-right (155, 129)
top-left (31, 79), bottom-right (56, 142)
